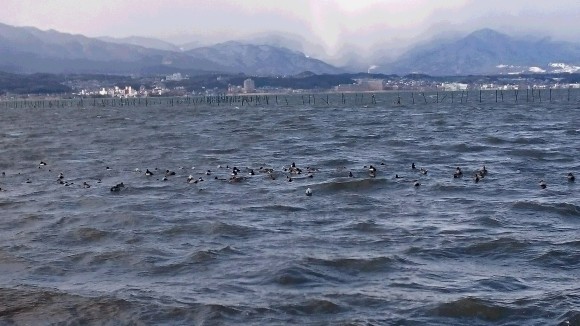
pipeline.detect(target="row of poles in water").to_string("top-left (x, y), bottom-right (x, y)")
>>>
top-left (0, 88), bottom-right (578, 109)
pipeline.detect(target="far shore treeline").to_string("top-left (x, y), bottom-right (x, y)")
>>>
top-left (2, 70), bottom-right (580, 97)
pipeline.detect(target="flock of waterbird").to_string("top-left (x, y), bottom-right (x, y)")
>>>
top-left (0, 160), bottom-right (575, 196)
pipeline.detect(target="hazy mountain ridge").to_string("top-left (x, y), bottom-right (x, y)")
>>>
top-left (186, 41), bottom-right (342, 75)
top-left (0, 23), bottom-right (341, 75)
top-left (97, 36), bottom-right (182, 52)
top-left (0, 22), bottom-right (229, 74)
top-left (1, 22), bottom-right (580, 76)
top-left (379, 28), bottom-right (580, 75)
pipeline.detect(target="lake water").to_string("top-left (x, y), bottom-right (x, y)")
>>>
top-left (0, 95), bottom-right (579, 325)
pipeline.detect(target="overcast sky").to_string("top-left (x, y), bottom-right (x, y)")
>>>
top-left (2, 0), bottom-right (579, 61)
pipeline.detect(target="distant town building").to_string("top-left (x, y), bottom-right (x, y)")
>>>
top-left (243, 79), bottom-right (256, 93)
top-left (228, 85), bottom-right (243, 94)
top-left (440, 83), bottom-right (468, 91)
top-left (166, 73), bottom-right (185, 81)
top-left (334, 79), bottom-right (385, 92)
top-left (359, 79), bottom-right (385, 91)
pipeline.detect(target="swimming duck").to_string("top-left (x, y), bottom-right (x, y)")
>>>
top-left (453, 167), bottom-right (463, 178)
top-left (229, 175), bottom-right (245, 183)
top-left (110, 182), bottom-right (125, 192)
top-left (539, 180), bottom-right (547, 189)
top-left (369, 165), bottom-right (377, 177)
top-left (289, 165), bottom-right (302, 174)
top-left (480, 165), bottom-right (488, 176)
top-left (568, 173), bottom-right (575, 182)
top-left (259, 167), bottom-right (274, 174)
top-left (145, 169), bottom-right (154, 176)
top-left (305, 188), bottom-right (313, 196)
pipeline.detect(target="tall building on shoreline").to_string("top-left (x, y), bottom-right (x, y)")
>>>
top-left (243, 79), bottom-right (256, 93)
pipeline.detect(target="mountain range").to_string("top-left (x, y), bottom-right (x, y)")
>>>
top-left (0, 22), bottom-right (579, 76)
top-left (378, 29), bottom-right (580, 75)
top-left (0, 22), bottom-right (340, 76)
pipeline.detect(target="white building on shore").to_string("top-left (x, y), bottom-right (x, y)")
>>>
top-left (243, 79), bottom-right (256, 93)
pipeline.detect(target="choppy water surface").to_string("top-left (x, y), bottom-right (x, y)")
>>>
top-left (0, 98), bottom-right (579, 325)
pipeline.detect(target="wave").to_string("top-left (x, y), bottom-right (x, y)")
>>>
top-left (275, 299), bottom-right (344, 315)
top-left (508, 148), bottom-right (556, 159)
top-left (243, 205), bottom-right (306, 213)
top-left (206, 221), bottom-right (260, 238)
top-left (532, 249), bottom-right (580, 269)
top-left (460, 237), bottom-right (532, 257)
top-left (200, 148), bottom-right (240, 155)
top-left (342, 220), bottom-right (386, 234)
top-left (450, 143), bottom-right (489, 153)
top-left (477, 216), bottom-right (504, 227)
top-left (147, 246), bottom-right (242, 275)
top-left (558, 310), bottom-right (580, 326)
top-left (318, 178), bottom-right (389, 193)
top-left (474, 276), bottom-right (529, 292)
top-left (268, 265), bottom-right (331, 286)
top-left (160, 221), bottom-right (260, 238)
top-left (512, 201), bottom-right (580, 217)
top-left (431, 183), bottom-right (471, 192)
top-left (405, 237), bottom-right (532, 259)
top-left (511, 136), bottom-right (548, 145)
top-left (65, 227), bottom-right (109, 243)
top-left (186, 246), bottom-right (241, 264)
top-left (429, 297), bottom-right (523, 322)
top-left (0, 286), bottom-right (267, 325)
top-left (485, 135), bottom-right (507, 145)
top-left (305, 255), bottom-right (409, 274)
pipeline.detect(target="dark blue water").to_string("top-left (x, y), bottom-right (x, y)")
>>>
top-left (0, 97), bottom-right (579, 325)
